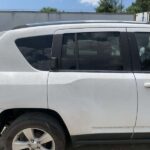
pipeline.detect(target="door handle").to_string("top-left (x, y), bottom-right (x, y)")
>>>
top-left (144, 83), bottom-right (150, 88)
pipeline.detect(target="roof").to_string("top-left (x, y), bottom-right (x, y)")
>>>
top-left (13, 20), bottom-right (149, 29)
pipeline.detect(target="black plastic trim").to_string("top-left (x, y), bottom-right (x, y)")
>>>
top-left (51, 34), bottom-right (62, 71)
top-left (120, 32), bottom-right (132, 71)
top-left (72, 133), bottom-right (132, 141)
top-left (73, 139), bottom-right (150, 147)
top-left (71, 133), bottom-right (150, 147)
top-left (72, 133), bottom-right (131, 147)
top-left (127, 32), bottom-right (141, 72)
top-left (54, 70), bottom-right (132, 73)
top-left (133, 133), bottom-right (150, 140)
top-left (51, 34), bottom-right (62, 58)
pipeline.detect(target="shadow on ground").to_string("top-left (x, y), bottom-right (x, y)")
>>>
top-left (1, 138), bottom-right (150, 150)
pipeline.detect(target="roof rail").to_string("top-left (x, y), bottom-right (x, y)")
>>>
top-left (13, 20), bottom-right (149, 29)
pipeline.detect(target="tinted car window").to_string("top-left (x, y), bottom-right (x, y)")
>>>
top-left (77, 32), bottom-right (123, 70)
top-left (61, 32), bottom-right (123, 71)
top-left (61, 34), bottom-right (76, 70)
top-left (16, 35), bottom-right (53, 71)
top-left (135, 33), bottom-right (150, 71)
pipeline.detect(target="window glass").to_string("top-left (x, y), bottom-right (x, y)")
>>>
top-left (16, 35), bottom-right (53, 71)
top-left (135, 33), bottom-right (150, 70)
top-left (61, 32), bottom-right (123, 71)
top-left (77, 32), bottom-right (123, 70)
top-left (61, 34), bottom-right (76, 70)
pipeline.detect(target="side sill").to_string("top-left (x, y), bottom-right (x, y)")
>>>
top-left (72, 139), bottom-right (150, 148)
top-left (71, 133), bottom-right (150, 148)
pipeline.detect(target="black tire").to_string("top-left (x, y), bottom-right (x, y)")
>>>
top-left (4, 112), bottom-right (66, 150)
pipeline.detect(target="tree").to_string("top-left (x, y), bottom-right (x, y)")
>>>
top-left (96, 0), bottom-right (124, 13)
top-left (41, 7), bottom-right (58, 13)
top-left (126, 2), bottom-right (140, 14)
top-left (126, 0), bottom-right (150, 14)
top-left (137, 0), bottom-right (150, 12)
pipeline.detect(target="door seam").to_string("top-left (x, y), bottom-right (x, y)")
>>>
top-left (131, 73), bottom-right (139, 139)
top-left (46, 71), bottom-right (50, 108)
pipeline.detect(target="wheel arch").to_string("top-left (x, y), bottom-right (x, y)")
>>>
top-left (0, 108), bottom-right (71, 145)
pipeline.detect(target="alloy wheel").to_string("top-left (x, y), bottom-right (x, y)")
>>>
top-left (12, 128), bottom-right (55, 150)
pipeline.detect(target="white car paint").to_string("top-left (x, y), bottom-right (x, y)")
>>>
top-left (0, 22), bottom-right (150, 138)
top-left (48, 72), bottom-right (137, 135)
top-left (0, 72), bottom-right (48, 109)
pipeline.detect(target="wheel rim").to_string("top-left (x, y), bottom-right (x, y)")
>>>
top-left (12, 128), bottom-right (55, 150)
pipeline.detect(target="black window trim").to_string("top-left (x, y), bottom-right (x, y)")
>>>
top-left (51, 32), bottom-right (132, 73)
top-left (51, 34), bottom-right (63, 69)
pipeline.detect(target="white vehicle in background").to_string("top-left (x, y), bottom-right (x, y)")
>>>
top-left (0, 21), bottom-right (150, 150)
top-left (136, 12), bottom-right (150, 22)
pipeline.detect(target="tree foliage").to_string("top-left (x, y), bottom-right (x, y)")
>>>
top-left (41, 7), bottom-right (58, 13)
top-left (126, 0), bottom-right (150, 14)
top-left (96, 0), bottom-right (123, 13)
top-left (126, 2), bottom-right (140, 14)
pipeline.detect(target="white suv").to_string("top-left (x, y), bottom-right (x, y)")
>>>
top-left (0, 20), bottom-right (150, 150)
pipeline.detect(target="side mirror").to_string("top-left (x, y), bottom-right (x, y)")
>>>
top-left (50, 57), bottom-right (58, 70)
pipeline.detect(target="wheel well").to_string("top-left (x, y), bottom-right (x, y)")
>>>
top-left (0, 108), bottom-right (71, 145)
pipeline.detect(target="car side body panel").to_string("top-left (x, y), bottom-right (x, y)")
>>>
top-left (48, 72), bottom-right (137, 136)
top-left (0, 22), bottom-right (146, 142)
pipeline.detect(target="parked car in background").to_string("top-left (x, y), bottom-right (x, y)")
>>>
top-left (0, 21), bottom-right (150, 150)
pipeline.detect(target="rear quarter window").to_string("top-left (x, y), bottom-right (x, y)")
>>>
top-left (15, 35), bottom-right (53, 71)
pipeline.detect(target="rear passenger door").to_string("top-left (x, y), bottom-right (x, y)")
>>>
top-left (128, 28), bottom-right (150, 139)
top-left (48, 28), bottom-right (137, 138)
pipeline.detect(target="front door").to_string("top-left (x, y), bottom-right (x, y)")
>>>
top-left (128, 28), bottom-right (150, 139)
